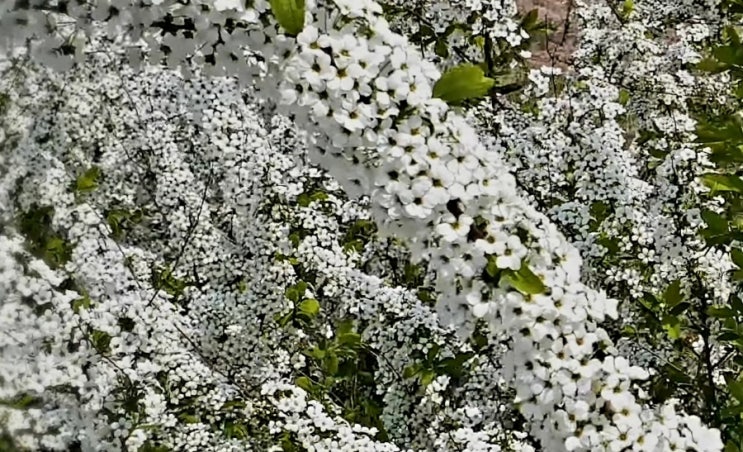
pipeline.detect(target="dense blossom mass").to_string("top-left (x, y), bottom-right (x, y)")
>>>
top-left (0, 0), bottom-right (740, 450)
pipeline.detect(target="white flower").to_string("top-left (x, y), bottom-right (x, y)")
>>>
top-left (435, 214), bottom-right (473, 242)
top-left (213, 0), bottom-right (242, 11)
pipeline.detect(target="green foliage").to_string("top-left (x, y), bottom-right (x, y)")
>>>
top-left (701, 209), bottom-right (733, 246)
top-left (285, 281), bottom-right (307, 303)
top-left (433, 64), bottom-right (495, 105)
top-left (502, 262), bottom-right (546, 295)
top-left (106, 208), bottom-right (143, 240)
top-left (71, 292), bottom-right (93, 313)
top-left (275, 281), bottom-right (322, 327)
top-left (0, 393), bottom-right (43, 410)
top-left (727, 0), bottom-right (743, 14)
top-left (0, 92), bottom-right (10, 116)
top-left (139, 442), bottom-right (170, 452)
top-left (274, 274), bottom-right (387, 440)
top-left (269, 0), bottom-right (305, 35)
top-left (90, 329), bottom-right (112, 354)
top-left (634, 283), bottom-right (691, 345)
top-left (341, 219), bottom-right (376, 253)
top-left (664, 279), bottom-right (684, 308)
top-left (0, 432), bottom-right (18, 452)
top-left (297, 318), bottom-right (388, 440)
top-left (17, 206), bottom-right (72, 269)
top-left (696, 115), bottom-right (743, 166)
top-left (617, 88), bottom-right (631, 106)
top-left (150, 266), bottom-right (189, 300)
top-left (298, 298), bottom-right (320, 316)
top-left (223, 421), bottom-right (249, 440)
top-left (402, 344), bottom-right (474, 388)
top-left (621, 0), bottom-right (635, 19)
top-left (702, 174), bottom-right (743, 193)
top-left (74, 166), bottom-right (101, 193)
top-left (296, 190), bottom-right (328, 207)
top-left (692, 8), bottom-right (743, 443)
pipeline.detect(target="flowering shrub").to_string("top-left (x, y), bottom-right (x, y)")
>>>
top-left (0, 0), bottom-right (738, 450)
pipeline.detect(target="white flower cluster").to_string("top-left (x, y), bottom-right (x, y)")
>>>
top-left (0, 0), bottom-right (727, 450)
top-left (380, 0), bottom-right (526, 66)
top-left (476, 0), bottom-right (736, 411)
top-left (0, 46), bottom-right (534, 451)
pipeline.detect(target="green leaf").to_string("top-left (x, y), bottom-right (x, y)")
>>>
top-left (90, 329), bottom-right (112, 354)
top-left (713, 45), bottom-right (743, 66)
top-left (730, 379), bottom-right (743, 402)
top-left (305, 346), bottom-right (326, 360)
top-left (281, 432), bottom-right (298, 452)
top-left (403, 263), bottom-right (423, 287)
top-left (337, 332), bottom-right (361, 347)
top-left (697, 57), bottom-right (728, 73)
top-left (297, 193), bottom-right (311, 207)
top-left (417, 288), bottom-right (435, 303)
top-left (433, 64), bottom-right (495, 105)
top-left (105, 209), bottom-right (143, 240)
top-left (426, 344), bottom-right (440, 362)
top-left (668, 302), bottom-right (691, 316)
top-left (44, 236), bottom-right (72, 268)
top-left (590, 201), bottom-right (609, 219)
top-left (520, 9), bottom-right (539, 30)
top-left (269, 0), bottom-right (305, 35)
top-left (0, 394), bottom-right (42, 410)
top-left (237, 278), bottom-right (248, 293)
top-left (702, 209), bottom-right (729, 232)
top-left (733, 249), bottom-right (743, 268)
top-left (295, 376), bottom-right (314, 392)
top-left (151, 267), bottom-right (188, 298)
top-left (419, 369), bottom-right (437, 386)
top-left (503, 263), bottom-right (546, 295)
top-left (708, 306), bottom-right (737, 318)
top-left (726, 25), bottom-right (742, 46)
top-left (724, 440), bottom-right (741, 452)
top-left (178, 413), bottom-right (199, 424)
top-left (732, 295), bottom-right (743, 314)
top-left (621, 0), bottom-right (634, 18)
top-left (285, 281), bottom-right (307, 303)
top-left (337, 319), bottom-right (354, 336)
top-left (72, 294), bottom-right (92, 313)
top-left (297, 191), bottom-right (328, 207)
top-left (221, 400), bottom-right (247, 411)
top-left (139, 442), bottom-right (171, 452)
top-left (438, 352), bottom-right (474, 378)
top-left (485, 255), bottom-right (500, 278)
top-left (106, 210), bottom-right (126, 238)
top-left (597, 236), bottom-right (620, 254)
top-left (663, 279), bottom-right (683, 307)
top-left (223, 421), bottom-right (248, 440)
top-left (402, 364), bottom-right (420, 379)
top-left (311, 191), bottom-right (328, 202)
top-left (617, 88), bottom-right (631, 106)
top-left (298, 298), bottom-right (320, 317)
top-left (696, 119), bottom-right (743, 153)
top-left (75, 166), bottom-right (101, 193)
top-left (718, 331), bottom-right (740, 341)
top-left (701, 173), bottom-right (743, 193)
top-left (434, 40), bottom-right (449, 58)
top-left (662, 315), bottom-right (682, 340)
top-left (324, 352), bottom-right (339, 375)
top-left (275, 311), bottom-right (294, 327)
top-left (490, 70), bottom-right (525, 92)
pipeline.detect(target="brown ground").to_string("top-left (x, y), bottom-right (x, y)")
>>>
top-left (517, 0), bottom-right (576, 67)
